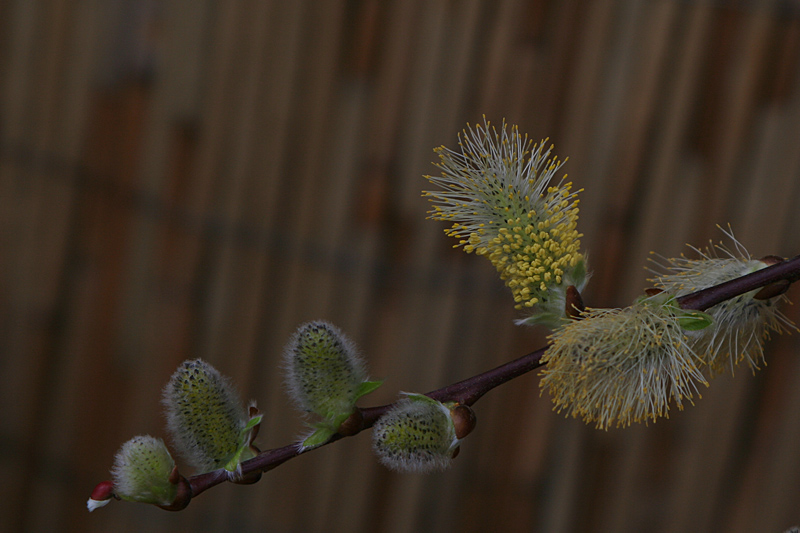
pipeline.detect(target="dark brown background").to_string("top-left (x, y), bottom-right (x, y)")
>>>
top-left (2, 1), bottom-right (800, 532)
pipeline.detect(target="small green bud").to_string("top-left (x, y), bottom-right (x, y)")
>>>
top-left (372, 393), bottom-right (463, 473)
top-left (110, 436), bottom-right (182, 507)
top-left (162, 359), bottom-right (261, 474)
top-left (284, 321), bottom-right (381, 449)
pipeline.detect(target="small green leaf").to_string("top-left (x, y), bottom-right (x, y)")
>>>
top-left (242, 414), bottom-right (263, 433)
top-left (354, 380), bottom-right (383, 401)
top-left (223, 446), bottom-right (257, 472)
top-left (677, 310), bottom-right (714, 331)
top-left (644, 293), bottom-right (713, 331)
top-left (224, 415), bottom-right (265, 472)
top-left (302, 426), bottom-right (337, 449)
top-left (224, 447), bottom-right (245, 472)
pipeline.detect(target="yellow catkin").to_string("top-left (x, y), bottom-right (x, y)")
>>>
top-left (540, 299), bottom-right (708, 429)
top-left (649, 227), bottom-right (797, 375)
top-left (424, 119), bottom-right (584, 310)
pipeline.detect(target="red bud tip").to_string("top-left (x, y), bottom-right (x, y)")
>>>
top-left (87, 481), bottom-right (115, 512)
top-left (90, 480), bottom-right (114, 501)
top-left (645, 288), bottom-right (664, 297)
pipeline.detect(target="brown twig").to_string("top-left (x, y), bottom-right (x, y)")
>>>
top-left (186, 254), bottom-right (800, 499)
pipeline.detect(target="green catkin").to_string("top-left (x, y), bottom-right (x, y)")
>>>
top-left (372, 394), bottom-right (459, 473)
top-left (162, 359), bottom-right (252, 473)
top-left (111, 436), bottom-right (176, 506)
top-left (284, 321), bottom-right (367, 419)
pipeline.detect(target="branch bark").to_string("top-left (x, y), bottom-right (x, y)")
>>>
top-left (188, 254), bottom-right (800, 498)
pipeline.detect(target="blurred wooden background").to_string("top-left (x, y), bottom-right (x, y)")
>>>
top-left (2, 1), bottom-right (800, 531)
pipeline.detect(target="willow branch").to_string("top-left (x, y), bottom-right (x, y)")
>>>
top-left (189, 254), bottom-right (800, 498)
top-left (675, 255), bottom-right (800, 310)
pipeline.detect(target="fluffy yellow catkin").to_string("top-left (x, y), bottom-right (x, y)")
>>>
top-left (650, 228), bottom-right (796, 375)
top-left (424, 118), bottom-right (587, 324)
top-left (540, 296), bottom-right (708, 430)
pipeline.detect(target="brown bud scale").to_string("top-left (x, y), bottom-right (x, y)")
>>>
top-left (337, 409), bottom-right (364, 437)
top-left (565, 285), bottom-right (585, 320)
top-left (157, 471), bottom-right (192, 511)
top-left (450, 404), bottom-right (477, 439)
top-left (754, 279), bottom-right (791, 300)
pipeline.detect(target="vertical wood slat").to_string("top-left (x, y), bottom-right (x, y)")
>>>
top-left (0, 1), bottom-right (110, 531)
top-left (664, 6), bottom-right (785, 533)
top-left (26, 2), bottom-right (125, 531)
top-left (598, 4), bottom-right (708, 529)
